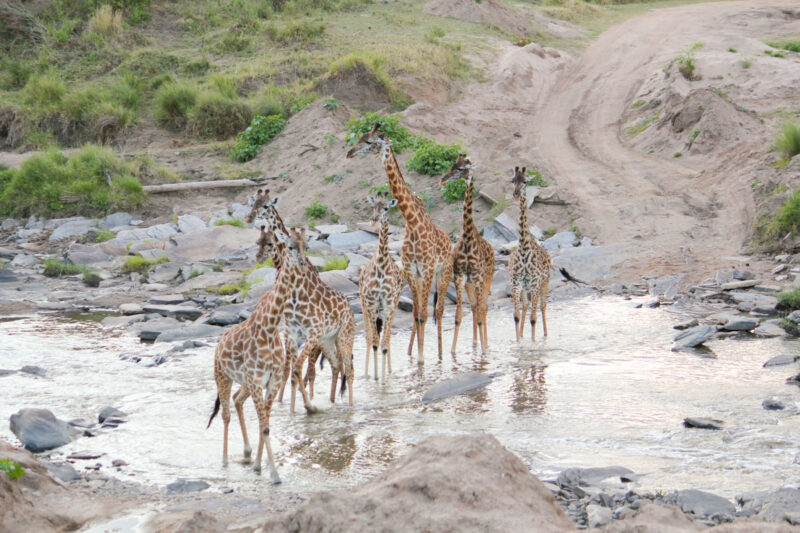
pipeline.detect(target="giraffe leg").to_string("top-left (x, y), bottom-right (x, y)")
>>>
top-left (416, 272), bottom-right (434, 363)
top-left (263, 375), bottom-right (283, 484)
top-left (329, 362), bottom-right (339, 404)
top-left (482, 273), bottom-right (493, 350)
top-left (434, 263), bottom-right (452, 358)
top-left (290, 335), bottom-right (321, 415)
top-left (465, 282), bottom-right (478, 348)
top-left (529, 294), bottom-right (538, 342)
top-left (540, 283), bottom-right (549, 337)
top-left (304, 347), bottom-right (321, 400)
top-left (451, 275), bottom-right (464, 355)
top-left (233, 386), bottom-right (252, 462)
top-left (382, 299), bottom-right (398, 379)
top-left (512, 285), bottom-right (522, 341)
top-left (519, 295), bottom-right (529, 341)
top-left (216, 374), bottom-right (233, 467)
top-left (246, 376), bottom-right (280, 483)
top-left (362, 302), bottom-right (374, 378)
top-left (406, 272), bottom-right (418, 357)
top-left (278, 333), bottom-right (295, 403)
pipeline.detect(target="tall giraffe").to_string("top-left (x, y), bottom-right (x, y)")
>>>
top-left (246, 190), bottom-right (355, 412)
top-left (359, 193), bottom-right (403, 379)
top-left (208, 227), bottom-right (306, 483)
top-left (508, 167), bottom-right (551, 342)
top-left (346, 124), bottom-right (453, 361)
top-left (439, 154), bottom-right (495, 354)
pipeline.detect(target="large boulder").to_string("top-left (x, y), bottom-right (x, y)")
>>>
top-left (155, 324), bottom-right (224, 343)
top-left (319, 271), bottom-right (359, 298)
top-left (259, 433), bottom-right (574, 532)
top-left (327, 230), bottom-right (378, 252)
top-left (672, 325), bottom-right (716, 350)
top-left (166, 226), bottom-right (259, 262)
top-left (9, 408), bottom-right (71, 453)
top-left (177, 215), bottom-right (206, 234)
top-left (49, 219), bottom-right (96, 241)
top-left (100, 211), bottom-right (134, 229)
top-left (65, 243), bottom-right (115, 265)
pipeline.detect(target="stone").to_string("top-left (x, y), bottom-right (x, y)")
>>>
top-left (722, 317), bottom-right (758, 331)
top-left (155, 324), bottom-right (224, 343)
top-left (0, 246), bottom-right (16, 259)
top-left (42, 460), bottom-right (81, 482)
top-left (10, 253), bottom-right (39, 267)
top-left (750, 304), bottom-right (777, 317)
top-left (314, 224), bottom-right (348, 235)
top-left (0, 369), bottom-right (17, 377)
top-left (557, 466), bottom-right (634, 488)
top-left (180, 263), bottom-right (215, 280)
top-left (1, 218), bottom-right (19, 230)
top-left (763, 354), bottom-right (798, 367)
top-left (101, 212), bottom-right (134, 228)
top-left (762, 399), bottom-right (785, 410)
top-left (586, 504), bottom-right (612, 528)
top-left (483, 224), bottom-right (514, 244)
top-left (673, 318), bottom-right (699, 330)
top-left (98, 406), bottom-right (126, 423)
top-left (166, 226), bottom-right (259, 262)
top-left (19, 365), bottom-right (46, 377)
top-left (177, 214), bottom-right (206, 233)
top-left (672, 325), bottom-right (716, 350)
top-left (166, 479), bottom-right (210, 494)
top-left (683, 417), bottom-right (723, 430)
top-left (753, 284), bottom-right (782, 293)
top-left (244, 279), bottom-right (276, 305)
top-left (9, 408), bottom-right (72, 452)
top-left (66, 243), bottom-right (114, 265)
top-left (15, 228), bottom-right (42, 240)
top-left (142, 304), bottom-right (203, 321)
top-left (543, 232), bottom-right (578, 252)
top-left (246, 266), bottom-right (278, 285)
top-left (729, 291), bottom-right (778, 307)
top-left (721, 280), bottom-right (760, 290)
top-left (67, 451), bottom-right (104, 460)
top-left (49, 219), bottom-right (97, 241)
top-left (119, 303), bottom-right (144, 315)
top-left (740, 488), bottom-right (800, 522)
top-left (398, 296), bottom-right (413, 312)
top-left (149, 263), bottom-right (181, 283)
top-left (553, 244), bottom-right (629, 284)
top-left (648, 274), bottom-right (684, 297)
top-left (754, 321), bottom-right (787, 337)
top-left (422, 372), bottom-right (494, 403)
top-left (148, 294), bottom-right (187, 305)
top-left (327, 230), bottom-right (378, 252)
top-left (208, 304), bottom-right (249, 326)
top-left (732, 269), bottom-right (753, 280)
top-left (494, 212), bottom-right (519, 239)
top-left (177, 271), bottom-right (240, 292)
top-left (101, 314), bottom-right (145, 328)
top-left (319, 271), bottom-right (359, 297)
top-left (345, 253), bottom-right (371, 268)
top-left (669, 489), bottom-right (735, 522)
top-left (138, 317), bottom-right (182, 341)
top-left (0, 269), bottom-right (18, 282)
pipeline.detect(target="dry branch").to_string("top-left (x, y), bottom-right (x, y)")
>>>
top-left (142, 177), bottom-right (276, 194)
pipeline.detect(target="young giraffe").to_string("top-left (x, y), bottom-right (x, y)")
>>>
top-left (347, 124), bottom-right (453, 362)
top-left (508, 166), bottom-right (552, 342)
top-left (207, 227), bottom-right (306, 484)
top-left (359, 193), bottom-right (403, 379)
top-left (246, 190), bottom-right (355, 413)
top-left (439, 154), bottom-right (495, 354)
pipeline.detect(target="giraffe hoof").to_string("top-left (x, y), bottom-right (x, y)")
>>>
top-left (304, 404), bottom-right (319, 415)
top-left (270, 469), bottom-right (282, 485)
top-left (243, 447), bottom-right (252, 459)
top-left (253, 464), bottom-right (261, 474)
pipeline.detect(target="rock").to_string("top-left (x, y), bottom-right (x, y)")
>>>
top-left (750, 304), bottom-right (778, 317)
top-left (732, 269), bottom-right (753, 280)
top-left (119, 303), bottom-right (144, 315)
top-left (176, 271), bottom-right (240, 292)
top-left (10, 253), bottom-right (39, 268)
top-left (101, 212), bottom-right (134, 228)
top-left (327, 230), bottom-right (378, 252)
top-left (0, 246), bottom-right (15, 259)
top-left (483, 224), bottom-right (514, 244)
top-left (98, 406), bottom-right (126, 423)
top-left (67, 451), bottom-right (104, 460)
top-left (112, 459), bottom-right (127, 467)
top-left (149, 263), bottom-right (181, 283)
top-left (754, 284), bottom-right (782, 293)
top-left (42, 460), bottom-right (81, 482)
top-left (49, 219), bottom-right (97, 241)
top-left (683, 417), bottom-right (723, 430)
top-left (1, 219), bottom-right (19, 230)
top-left (586, 503), bottom-right (613, 528)
top-left (0, 269), bottom-right (18, 282)
top-left (177, 214), bottom-right (206, 233)
top-left (148, 294), bottom-right (187, 305)
top-left (0, 369), bottom-right (17, 377)
top-left (166, 226), bottom-right (259, 262)
top-left (141, 304), bottom-right (203, 321)
top-left (668, 489), bottom-right (735, 522)
top-left (721, 279), bottom-right (760, 290)
top-left (314, 224), bottom-right (348, 235)
top-left (785, 373), bottom-right (800, 386)
top-left (722, 317), bottom-right (758, 331)
top-left (65, 243), bottom-right (114, 265)
top-left (494, 212), bottom-right (519, 239)
top-left (552, 244), bottom-right (629, 284)
top-left (246, 266), bottom-right (277, 285)
top-left (648, 274), bottom-right (684, 297)
top-left (543, 231), bottom-right (578, 252)
top-left (673, 318), bottom-right (699, 330)
top-left (753, 320), bottom-right (787, 338)
top-left (244, 279), bottom-right (276, 305)
top-left (557, 466), bottom-right (634, 488)
top-left (155, 324), bottom-right (224, 343)
top-left (422, 372), bottom-right (494, 403)
top-left (729, 291), bottom-right (778, 307)
top-left (762, 399), bottom-right (785, 410)
top-left (166, 479), bottom-right (210, 494)
top-left (9, 408), bottom-right (72, 452)
top-left (18, 365), bottom-right (46, 377)
top-left (672, 325), bottom-right (716, 350)
top-left (763, 354), bottom-right (798, 367)
top-left (319, 271), bottom-right (359, 297)
top-left (138, 317), bottom-right (182, 341)
top-left (398, 296), bottom-right (413, 312)
top-left (345, 253), bottom-right (371, 268)
top-left (739, 487), bottom-right (800, 522)
top-left (208, 304), bottom-right (249, 326)
top-left (259, 433), bottom-right (574, 532)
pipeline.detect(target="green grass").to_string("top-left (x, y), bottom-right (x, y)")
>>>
top-left (741, 57), bottom-right (752, 69)
top-left (214, 218), bottom-right (245, 228)
top-left (408, 141), bottom-right (462, 175)
top-left (230, 114), bottom-right (286, 162)
top-left (320, 256), bottom-right (349, 271)
top-left (154, 82), bottom-right (197, 129)
top-left (543, 227), bottom-right (557, 238)
top-left (765, 40), bottom-right (800, 53)
top-left (440, 178), bottom-right (466, 204)
top-left (775, 122), bottom-right (800, 163)
top-left (779, 288), bottom-right (800, 310)
top-left (189, 91), bottom-right (252, 139)
top-left (632, 100), bottom-right (646, 109)
top-left (305, 201), bottom-right (328, 219)
top-left (43, 259), bottom-right (89, 277)
top-left (345, 112), bottom-right (420, 153)
top-left (764, 49), bottom-right (786, 58)
top-left (687, 128), bottom-right (701, 149)
top-left (207, 284), bottom-right (241, 295)
top-left (0, 459), bottom-right (25, 480)
top-left (525, 168), bottom-right (548, 187)
top-left (673, 151), bottom-right (682, 158)
top-left (121, 254), bottom-right (168, 274)
top-left (95, 228), bottom-right (115, 242)
top-left (0, 145), bottom-right (146, 217)
top-left (727, 47), bottom-right (737, 53)
top-left (625, 114), bottom-right (659, 137)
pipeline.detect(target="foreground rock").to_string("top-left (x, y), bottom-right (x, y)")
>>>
top-left (260, 433), bottom-right (575, 532)
top-left (9, 409), bottom-right (71, 453)
top-left (421, 372), bottom-right (495, 403)
top-left (673, 325), bottom-right (716, 350)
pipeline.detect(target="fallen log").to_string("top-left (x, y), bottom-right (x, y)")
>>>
top-left (142, 177), bottom-right (276, 194)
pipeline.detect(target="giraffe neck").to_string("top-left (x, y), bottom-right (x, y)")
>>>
top-left (376, 217), bottom-right (390, 270)
top-left (382, 144), bottom-right (425, 224)
top-left (517, 188), bottom-right (532, 250)
top-left (258, 255), bottom-right (294, 328)
top-left (270, 243), bottom-right (285, 271)
top-left (462, 171), bottom-right (477, 243)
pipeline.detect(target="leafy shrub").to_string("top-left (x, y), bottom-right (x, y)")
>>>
top-left (43, 259), bottom-right (87, 277)
top-left (0, 145), bottom-right (146, 217)
top-left (214, 218), bottom-right (245, 228)
top-left (121, 255), bottom-right (168, 274)
top-left (778, 288), bottom-right (800, 310)
top-left (0, 459), bottom-right (25, 480)
top-left (525, 168), bottom-right (548, 187)
top-left (155, 83), bottom-right (197, 129)
top-left (305, 201), bottom-right (328, 219)
top-left (322, 98), bottom-right (339, 111)
top-left (776, 122), bottom-right (800, 162)
top-left (230, 114), bottom-right (286, 162)
top-left (345, 112), bottom-right (418, 153)
top-left (766, 40), bottom-right (800, 53)
top-left (83, 272), bottom-right (102, 287)
top-left (408, 141), bottom-right (462, 175)
top-left (189, 92), bottom-right (252, 139)
top-left (440, 178), bottom-right (466, 204)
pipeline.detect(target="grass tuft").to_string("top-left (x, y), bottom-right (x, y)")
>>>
top-left (305, 201), bottom-right (328, 219)
top-left (214, 218), bottom-right (245, 228)
top-left (775, 122), bottom-right (800, 162)
top-left (0, 459), bottom-right (25, 480)
top-left (189, 91), bottom-right (252, 139)
top-left (121, 254), bottom-right (168, 274)
top-left (779, 288), bottom-right (800, 310)
top-left (155, 83), bottom-right (197, 129)
top-left (320, 256), bottom-right (349, 271)
top-left (43, 259), bottom-right (88, 277)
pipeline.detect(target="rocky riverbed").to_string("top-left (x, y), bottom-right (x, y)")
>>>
top-left (3, 206), bottom-right (800, 532)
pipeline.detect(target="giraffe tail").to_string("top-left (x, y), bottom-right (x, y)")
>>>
top-left (559, 267), bottom-right (587, 285)
top-left (376, 317), bottom-right (383, 336)
top-left (339, 370), bottom-right (347, 398)
top-left (206, 395), bottom-right (220, 429)
top-left (433, 291), bottom-right (438, 324)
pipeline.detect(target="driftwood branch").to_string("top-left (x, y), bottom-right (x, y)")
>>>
top-left (142, 177), bottom-right (276, 194)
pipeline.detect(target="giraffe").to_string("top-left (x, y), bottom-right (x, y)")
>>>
top-left (346, 124), bottom-right (453, 362)
top-left (207, 227), bottom-right (306, 483)
top-left (508, 166), bottom-right (551, 342)
top-left (246, 190), bottom-right (355, 413)
top-left (439, 154), bottom-right (495, 354)
top-left (359, 193), bottom-right (403, 379)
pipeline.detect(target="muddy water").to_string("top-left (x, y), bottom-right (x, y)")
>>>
top-left (1, 296), bottom-right (799, 500)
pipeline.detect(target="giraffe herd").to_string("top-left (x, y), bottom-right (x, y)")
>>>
top-left (209, 123), bottom-right (554, 481)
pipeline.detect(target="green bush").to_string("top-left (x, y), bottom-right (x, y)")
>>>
top-left (230, 114), bottom-right (286, 162)
top-left (22, 74), bottom-right (66, 108)
top-left (0, 459), bottom-right (25, 480)
top-left (408, 141), bottom-right (462, 175)
top-left (0, 59), bottom-right (33, 90)
top-left (440, 178), bottom-right (466, 204)
top-left (776, 122), bottom-right (800, 161)
top-left (155, 83), bottom-right (197, 129)
top-left (95, 229), bottom-right (115, 242)
top-left (305, 201), bottom-right (327, 219)
top-left (775, 191), bottom-right (800, 236)
top-left (219, 31), bottom-right (251, 53)
top-left (525, 168), bottom-right (548, 187)
top-left (214, 218), bottom-right (245, 228)
top-left (210, 75), bottom-right (238, 99)
top-left (43, 259), bottom-right (87, 277)
top-left (182, 58), bottom-right (212, 76)
top-left (0, 145), bottom-right (146, 217)
top-left (778, 288), bottom-right (800, 310)
top-left (252, 90), bottom-right (285, 118)
top-left (121, 254), bottom-right (168, 274)
top-left (345, 112), bottom-right (418, 153)
top-left (190, 92), bottom-right (252, 139)
top-left (83, 271), bottom-right (102, 287)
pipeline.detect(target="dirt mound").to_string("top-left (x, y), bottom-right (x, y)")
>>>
top-left (260, 433), bottom-right (575, 532)
top-left (315, 61), bottom-right (396, 112)
top-left (424, 0), bottom-right (530, 38)
top-left (0, 441), bottom-right (119, 533)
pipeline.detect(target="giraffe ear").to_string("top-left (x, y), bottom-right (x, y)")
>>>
top-left (371, 122), bottom-right (381, 134)
top-left (388, 199), bottom-right (398, 209)
top-left (521, 167), bottom-right (526, 175)
top-left (260, 225), bottom-right (266, 231)
top-left (267, 197), bottom-right (280, 207)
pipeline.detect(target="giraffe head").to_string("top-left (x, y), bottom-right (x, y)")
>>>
top-left (368, 193), bottom-right (398, 225)
top-left (245, 189), bottom-right (281, 229)
top-left (345, 123), bottom-right (391, 159)
top-left (274, 227), bottom-right (306, 268)
top-left (439, 153), bottom-right (473, 188)
top-left (511, 166), bottom-right (527, 201)
top-left (256, 225), bottom-right (277, 265)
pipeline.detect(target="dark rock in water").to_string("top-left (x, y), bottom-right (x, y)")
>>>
top-left (139, 317), bottom-right (182, 341)
top-left (98, 406), bottom-right (126, 423)
top-left (155, 324), bottom-right (224, 343)
top-left (762, 399), bottom-right (785, 410)
top-left (167, 339), bottom-right (208, 354)
top-left (764, 354), bottom-right (799, 367)
top-left (42, 460), bottom-right (81, 482)
top-left (722, 317), bottom-right (758, 331)
top-left (673, 318), bottom-right (699, 330)
top-left (0, 269), bottom-right (18, 282)
top-left (557, 466), bottom-right (635, 488)
top-left (141, 354), bottom-right (168, 367)
top-left (668, 489), bottom-right (735, 522)
top-left (398, 296), bottom-right (413, 312)
top-left (68, 418), bottom-right (95, 429)
top-left (68, 450), bottom-right (104, 460)
top-left (0, 369), bottom-right (17, 377)
top-left (141, 304), bottom-right (203, 321)
top-left (10, 408), bottom-right (72, 452)
top-left (683, 417), bottom-right (724, 430)
top-left (112, 459), bottom-right (127, 467)
top-left (786, 374), bottom-right (800, 386)
top-left (19, 365), bottom-right (46, 377)
top-left (672, 325), bottom-right (716, 350)
top-left (208, 303), bottom-right (248, 326)
top-left (421, 372), bottom-right (495, 403)
top-left (166, 479), bottom-right (210, 494)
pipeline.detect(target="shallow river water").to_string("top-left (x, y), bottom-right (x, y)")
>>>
top-left (1, 295), bottom-right (799, 503)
